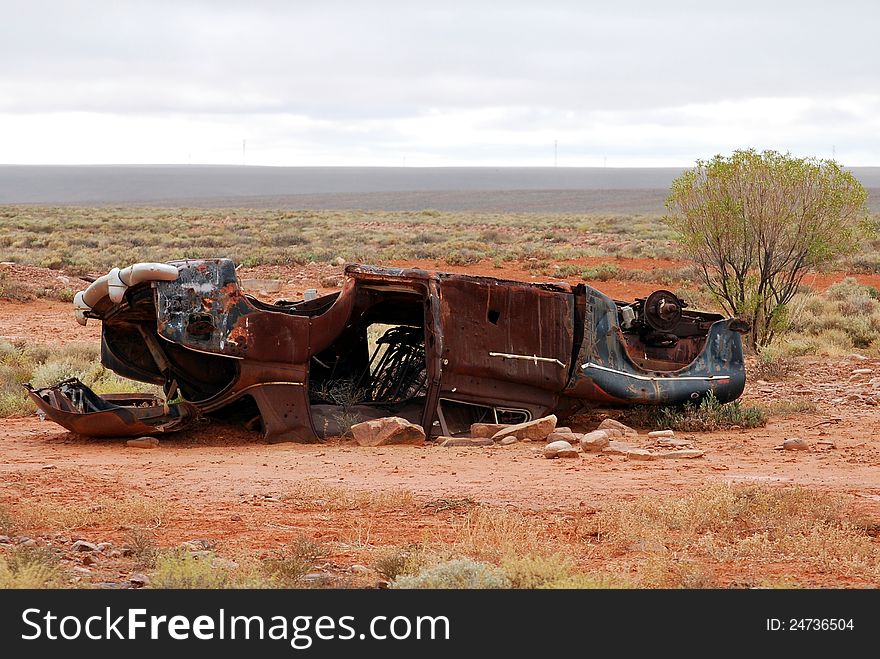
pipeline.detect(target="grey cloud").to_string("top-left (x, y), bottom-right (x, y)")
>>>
top-left (2, 0), bottom-right (878, 117)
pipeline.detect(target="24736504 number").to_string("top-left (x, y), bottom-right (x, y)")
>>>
top-left (788, 619), bottom-right (853, 631)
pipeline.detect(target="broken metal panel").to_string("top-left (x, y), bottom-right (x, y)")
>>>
top-left (438, 275), bottom-right (574, 389)
top-left (155, 258), bottom-right (310, 364)
top-left (564, 285), bottom-right (745, 405)
top-left (25, 379), bottom-right (197, 437)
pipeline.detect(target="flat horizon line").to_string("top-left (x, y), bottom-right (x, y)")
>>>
top-left (2, 163), bottom-right (880, 169)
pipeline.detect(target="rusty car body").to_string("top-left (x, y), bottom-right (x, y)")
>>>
top-left (27, 259), bottom-right (747, 442)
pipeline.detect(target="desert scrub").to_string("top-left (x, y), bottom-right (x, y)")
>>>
top-left (283, 480), bottom-right (415, 512)
top-left (585, 484), bottom-right (879, 586)
top-left (620, 392), bottom-right (766, 431)
top-left (499, 553), bottom-right (576, 589)
top-left (261, 537), bottom-right (328, 586)
top-left (151, 550), bottom-right (267, 589)
top-left (759, 399), bottom-right (818, 416)
top-left (7, 495), bottom-right (165, 532)
top-left (579, 263), bottom-right (620, 281)
top-left (0, 339), bottom-right (157, 417)
top-left (750, 345), bottom-right (794, 380)
top-left (0, 546), bottom-right (65, 588)
top-left (778, 278), bottom-right (880, 354)
top-left (453, 505), bottom-right (563, 561)
top-left (392, 559), bottom-right (510, 589)
top-left (124, 528), bottom-right (160, 569)
top-left (0, 206), bottom-right (680, 272)
top-left (373, 545), bottom-right (428, 581)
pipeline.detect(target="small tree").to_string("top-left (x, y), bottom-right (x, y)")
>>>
top-left (665, 149), bottom-right (869, 349)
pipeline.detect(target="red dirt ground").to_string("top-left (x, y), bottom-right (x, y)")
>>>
top-left (2, 259), bottom-right (880, 587)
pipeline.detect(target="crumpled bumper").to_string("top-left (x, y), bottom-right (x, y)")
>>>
top-left (25, 378), bottom-right (197, 438)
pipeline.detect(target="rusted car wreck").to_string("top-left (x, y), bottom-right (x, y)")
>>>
top-left (27, 259), bottom-right (747, 442)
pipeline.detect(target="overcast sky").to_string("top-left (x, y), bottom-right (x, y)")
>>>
top-left (2, 0), bottom-right (878, 166)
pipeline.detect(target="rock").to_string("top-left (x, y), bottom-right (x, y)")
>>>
top-left (349, 564), bottom-right (371, 574)
top-left (71, 540), bottom-right (98, 552)
top-left (654, 449), bottom-right (705, 459)
top-left (499, 436), bottom-right (518, 446)
top-left (96, 542), bottom-right (112, 552)
top-left (18, 537), bottom-right (37, 547)
top-left (783, 437), bottom-right (810, 451)
top-left (0, 535), bottom-right (10, 544)
top-left (302, 573), bottom-right (333, 586)
top-left (543, 440), bottom-right (579, 459)
top-left (852, 368), bottom-right (873, 375)
top-left (491, 415), bottom-right (557, 442)
top-left (240, 278), bottom-right (282, 294)
top-left (107, 549), bottom-right (124, 559)
top-left (97, 582), bottom-right (130, 589)
top-left (817, 439), bottom-right (836, 448)
top-left (439, 437), bottom-right (494, 447)
top-left (624, 448), bottom-right (657, 461)
top-left (579, 430), bottom-right (611, 452)
top-left (41, 464), bottom-right (57, 470)
top-left (126, 437), bottom-right (159, 449)
top-left (181, 538), bottom-right (215, 551)
top-left (597, 418), bottom-right (638, 438)
top-left (231, 514), bottom-right (242, 522)
top-left (471, 423), bottom-right (510, 438)
top-left (320, 275), bottom-right (342, 287)
top-left (654, 438), bottom-right (694, 448)
top-left (351, 417), bottom-right (426, 447)
top-left (334, 257), bottom-right (346, 266)
top-left (555, 427), bottom-right (572, 434)
top-left (72, 566), bottom-right (92, 575)
top-left (546, 430), bottom-right (582, 443)
top-left (211, 557), bottom-right (239, 570)
top-left (82, 554), bottom-right (99, 566)
top-left (648, 430), bottom-right (675, 438)
top-left (129, 573), bottom-right (150, 588)
top-left (601, 440), bottom-right (640, 455)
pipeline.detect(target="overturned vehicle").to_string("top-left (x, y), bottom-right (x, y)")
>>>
top-left (27, 259), bottom-right (748, 442)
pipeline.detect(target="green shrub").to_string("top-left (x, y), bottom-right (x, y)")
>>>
top-left (581, 263), bottom-right (620, 281)
top-left (151, 550), bottom-right (266, 589)
top-left (373, 545), bottom-right (427, 581)
top-left (261, 537), bottom-right (328, 587)
top-left (752, 345), bottom-right (793, 380)
top-left (392, 559), bottom-right (510, 589)
top-left (500, 553), bottom-right (574, 589)
top-left (622, 392), bottom-right (766, 431)
top-left (0, 546), bottom-right (64, 588)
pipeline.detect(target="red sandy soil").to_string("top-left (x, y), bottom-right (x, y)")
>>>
top-left (2, 259), bottom-right (880, 587)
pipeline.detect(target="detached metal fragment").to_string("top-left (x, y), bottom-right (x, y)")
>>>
top-left (30, 258), bottom-right (748, 442)
top-left (25, 378), bottom-right (197, 437)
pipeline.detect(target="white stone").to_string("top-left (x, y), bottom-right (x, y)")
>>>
top-left (543, 440), bottom-right (579, 459)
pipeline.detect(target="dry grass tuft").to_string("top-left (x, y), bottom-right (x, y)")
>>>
top-left (283, 480), bottom-right (415, 512)
top-left (586, 484), bottom-right (880, 586)
top-left (8, 496), bottom-right (165, 532)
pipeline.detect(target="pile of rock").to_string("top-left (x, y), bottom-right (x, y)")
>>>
top-left (470, 414), bottom-right (706, 460)
top-left (348, 414), bottom-right (705, 460)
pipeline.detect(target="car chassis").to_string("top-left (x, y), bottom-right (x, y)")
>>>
top-left (27, 259), bottom-right (747, 442)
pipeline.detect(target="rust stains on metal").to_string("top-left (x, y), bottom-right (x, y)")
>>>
top-left (29, 258), bottom-right (748, 442)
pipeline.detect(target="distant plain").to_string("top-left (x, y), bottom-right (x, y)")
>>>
top-left (2, 165), bottom-right (879, 212)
